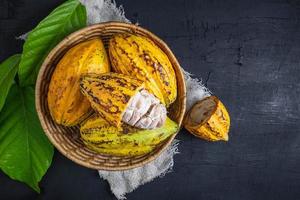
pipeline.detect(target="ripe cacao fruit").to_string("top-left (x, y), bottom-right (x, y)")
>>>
top-left (184, 96), bottom-right (230, 141)
top-left (48, 38), bottom-right (110, 126)
top-left (80, 73), bottom-right (167, 129)
top-left (109, 33), bottom-right (177, 107)
top-left (80, 115), bottom-right (178, 156)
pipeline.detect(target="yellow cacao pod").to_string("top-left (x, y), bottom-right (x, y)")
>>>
top-left (109, 33), bottom-right (177, 107)
top-left (80, 115), bottom-right (178, 156)
top-left (80, 72), bottom-right (144, 127)
top-left (184, 96), bottom-right (230, 141)
top-left (48, 38), bottom-right (110, 126)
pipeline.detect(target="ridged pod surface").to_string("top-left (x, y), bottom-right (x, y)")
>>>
top-left (109, 33), bottom-right (177, 107)
top-left (80, 115), bottom-right (178, 156)
top-left (48, 38), bottom-right (110, 126)
top-left (184, 96), bottom-right (230, 141)
top-left (80, 73), bottom-right (144, 127)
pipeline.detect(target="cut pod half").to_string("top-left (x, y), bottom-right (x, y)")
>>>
top-left (184, 96), bottom-right (230, 141)
top-left (80, 73), bottom-right (167, 129)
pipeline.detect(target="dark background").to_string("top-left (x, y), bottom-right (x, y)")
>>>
top-left (1, 0), bottom-right (300, 199)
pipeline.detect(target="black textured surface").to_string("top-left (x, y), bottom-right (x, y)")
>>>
top-left (1, 0), bottom-right (300, 199)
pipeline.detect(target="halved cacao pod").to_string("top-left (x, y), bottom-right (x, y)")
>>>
top-left (80, 73), bottom-right (144, 127)
top-left (184, 96), bottom-right (230, 141)
top-left (80, 73), bottom-right (168, 129)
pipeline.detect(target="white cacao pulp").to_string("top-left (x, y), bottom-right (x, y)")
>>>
top-left (122, 90), bottom-right (167, 129)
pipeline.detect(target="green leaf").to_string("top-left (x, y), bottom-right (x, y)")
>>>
top-left (0, 54), bottom-right (21, 112)
top-left (0, 85), bottom-right (54, 192)
top-left (18, 0), bottom-right (87, 86)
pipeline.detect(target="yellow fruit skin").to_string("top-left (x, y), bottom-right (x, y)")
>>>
top-left (83, 141), bottom-right (154, 156)
top-left (80, 115), bottom-right (178, 156)
top-left (80, 73), bottom-right (144, 127)
top-left (109, 33), bottom-right (177, 107)
top-left (184, 96), bottom-right (230, 141)
top-left (48, 38), bottom-right (110, 126)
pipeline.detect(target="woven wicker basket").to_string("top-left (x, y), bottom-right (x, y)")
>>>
top-left (35, 22), bottom-right (186, 171)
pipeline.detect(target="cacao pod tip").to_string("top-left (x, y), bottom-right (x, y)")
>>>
top-left (221, 132), bottom-right (229, 142)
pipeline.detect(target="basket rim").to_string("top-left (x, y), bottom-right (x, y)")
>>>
top-left (35, 21), bottom-right (186, 171)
